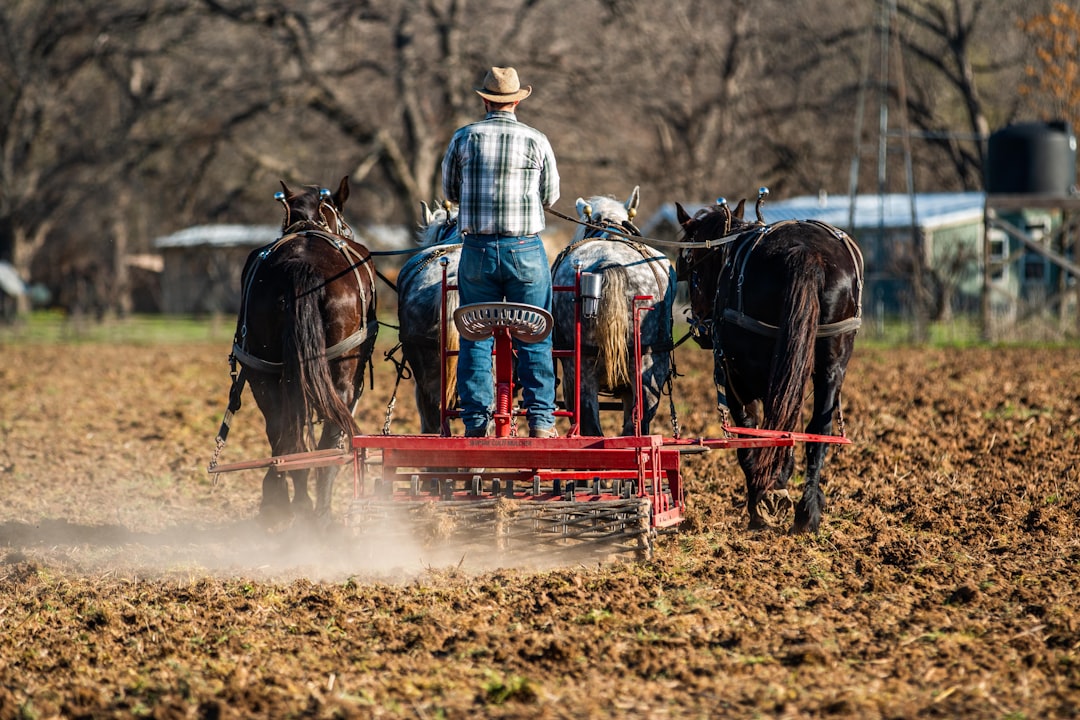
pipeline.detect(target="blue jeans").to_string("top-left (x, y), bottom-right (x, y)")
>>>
top-left (456, 234), bottom-right (556, 431)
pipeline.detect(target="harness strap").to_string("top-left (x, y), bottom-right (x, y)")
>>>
top-left (722, 307), bottom-right (864, 338)
top-left (234, 229), bottom-right (377, 374)
top-left (232, 320), bottom-right (376, 373)
top-left (231, 342), bottom-right (282, 373)
top-left (208, 364), bottom-right (247, 472)
top-left (723, 220), bottom-right (864, 340)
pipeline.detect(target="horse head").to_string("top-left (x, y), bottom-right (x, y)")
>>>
top-left (276, 176), bottom-right (353, 238)
top-left (573, 186), bottom-right (641, 241)
top-left (674, 197), bottom-right (750, 349)
top-left (417, 200), bottom-right (459, 247)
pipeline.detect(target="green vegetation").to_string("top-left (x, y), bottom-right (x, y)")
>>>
top-left (0, 311), bottom-right (236, 345)
top-left (3, 311), bottom-right (1078, 349)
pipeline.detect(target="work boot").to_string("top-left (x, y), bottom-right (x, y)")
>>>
top-left (529, 426), bottom-right (558, 438)
top-left (464, 426), bottom-right (488, 437)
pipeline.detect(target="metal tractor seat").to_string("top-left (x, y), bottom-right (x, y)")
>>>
top-left (452, 302), bottom-right (553, 343)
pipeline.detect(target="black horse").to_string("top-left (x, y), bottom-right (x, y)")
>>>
top-left (676, 191), bottom-right (863, 533)
top-left (231, 177), bottom-right (378, 526)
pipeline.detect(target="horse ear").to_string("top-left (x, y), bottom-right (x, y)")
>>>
top-left (419, 201), bottom-right (434, 226)
top-left (279, 180), bottom-right (292, 197)
top-left (733, 199), bottom-right (746, 219)
top-left (626, 186), bottom-right (640, 213)
top-left (575, 197), bottom-right (589, 219)
top-left (675, 202), bottom-right (692, 226)
top-left (334, 176), bottom-right (350, 209)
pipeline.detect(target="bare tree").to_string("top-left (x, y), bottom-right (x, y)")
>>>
top-left (0, 0), bottom-right (1054, 316)
top-left (895, 0), bottom-right (1047, 190)
top-left (0, 0), bottom-right (193, 313)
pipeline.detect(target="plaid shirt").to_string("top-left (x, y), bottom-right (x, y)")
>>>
top-left (442, 111), bottom-right (560, 236)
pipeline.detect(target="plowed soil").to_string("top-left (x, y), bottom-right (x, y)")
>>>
top-left (1, 336), bottom-right (1077, 719)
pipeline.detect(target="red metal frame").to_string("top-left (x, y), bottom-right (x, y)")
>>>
top-left (353, 269), bottom-right (688, 531)
top-left (439, 261), bottom-right (586, 437)
top-left (212, 263), bottom-right (853, 538)
top-left (351, 434), bottom-right (685, 529)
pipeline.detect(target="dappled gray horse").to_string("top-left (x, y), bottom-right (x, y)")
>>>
top-left (397, 202), bottom-right (461, 434)
top-left (551, 188), bottom-right (676, 436)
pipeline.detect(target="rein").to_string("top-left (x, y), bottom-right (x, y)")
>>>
top-left (545, 206), bottom-right (741, 250)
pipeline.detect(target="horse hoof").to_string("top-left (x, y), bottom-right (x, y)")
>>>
top-left (258, 504), bottom-right (293, 530)
top-left (756, 488), bottom-right (793, 528)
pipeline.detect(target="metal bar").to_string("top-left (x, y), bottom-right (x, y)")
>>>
top-left (439, 262), bottom-right (451, 435)
top-left (631, 295), bottom-right (655, 438)
top-left (721, 425), bottom-right (852, 444)
top-left (662, 436), bottom-right (796, 450)
top-left (208, 448), bottom-right (352, 474)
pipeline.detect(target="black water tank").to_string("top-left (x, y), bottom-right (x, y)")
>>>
top-left (986, 121), bottom-right (1076, 194)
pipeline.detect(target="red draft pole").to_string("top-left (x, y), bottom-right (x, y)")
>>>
top-left (493, 328), bottom-right (515, 437)
top-left (551, 265), bottom-right (581, 436)
top-left (573, 266), bottom-right (583, 437)
top-left (632, 295), bottom-right (654, 437)
top-left (439, 258), bottom-right (454, 436)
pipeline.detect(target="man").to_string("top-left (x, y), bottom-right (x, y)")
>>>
top-left (441, 66), bottom-right (560, 438)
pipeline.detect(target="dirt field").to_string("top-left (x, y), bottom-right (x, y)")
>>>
top-left (0, 333), bottom-right (1077, 718)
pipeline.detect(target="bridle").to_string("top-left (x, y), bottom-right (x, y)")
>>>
top-left (678, 200), bottom-right (752, 348)
top-left (277, 187), bottom-right (355, 239)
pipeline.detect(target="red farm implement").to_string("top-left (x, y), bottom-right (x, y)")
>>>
top-left (210, 261), bottom-right (849, 560)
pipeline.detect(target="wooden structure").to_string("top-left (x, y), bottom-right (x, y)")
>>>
top-left (154, 223), bottom-right (412, 315)
top-left (154, 225), bottom-right (279, 314)
top-left (982, 194), bottom-right (1080, 340)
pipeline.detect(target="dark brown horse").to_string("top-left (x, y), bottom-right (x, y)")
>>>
top-left (676, 192), bottom-right (863, 533)
top-left (232, 177), bottom-right (378, 526)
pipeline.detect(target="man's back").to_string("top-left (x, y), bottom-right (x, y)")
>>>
top-left (442, 111), bottom-right (559, 237)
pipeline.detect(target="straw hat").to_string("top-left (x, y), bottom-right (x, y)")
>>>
top-left (475, 66), bottom-right (532, 103)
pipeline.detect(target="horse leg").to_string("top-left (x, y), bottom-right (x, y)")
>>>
top-left (559, 356), bottom-right (577, 432)
top-left (289, 467), bottom-right (314, 518)
top-left (794, 369), bottom-right (844, 534)
top-left (728, 398), bottom-right (764, 528)
top-left (260, 468), bottom-right (291, 527)
top-left (618, 387), bottom-right (635, 436)
top-left (255, 396), bottom-right (294, 527)
top-left (311, 359), bottom-right (367, 527)
top-left (579, 360), bottom-right (604, 437)
top-left (407, 344), bottom-right (444, 435)
top-left (639, 354), bottom-right (670, 435)
top-left (730, 394), bottom-right (791, 530)
top-left (415, 364), bottom-right (443, 435)
top-left (310, 424), bottom-right (343, 527)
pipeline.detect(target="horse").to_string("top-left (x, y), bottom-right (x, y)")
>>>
top-left (551, 187), bottom-right (676, 437)
top-left (396, 201), bottom-right (461, 434)
top-left (676, 190), bottom-right (863, 533)
top-left (230, 176), bottom-right (378, 527)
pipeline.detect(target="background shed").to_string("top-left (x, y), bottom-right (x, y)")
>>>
top-left (153, 223), bottom-right (415, 316)
top-left (642, 192), bottom-right (986, 317)
top-left (154, 225), bottom-right (278, 315)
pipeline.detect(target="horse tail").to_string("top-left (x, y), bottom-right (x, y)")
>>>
top-left (595, 265), bottom-right (631, 389)
top-left (281, 261), bottom-right (360, 452)
top-left (443, 288), bottom-right (460, 410)
top-left (755, 250), bottom-right (824, 490)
